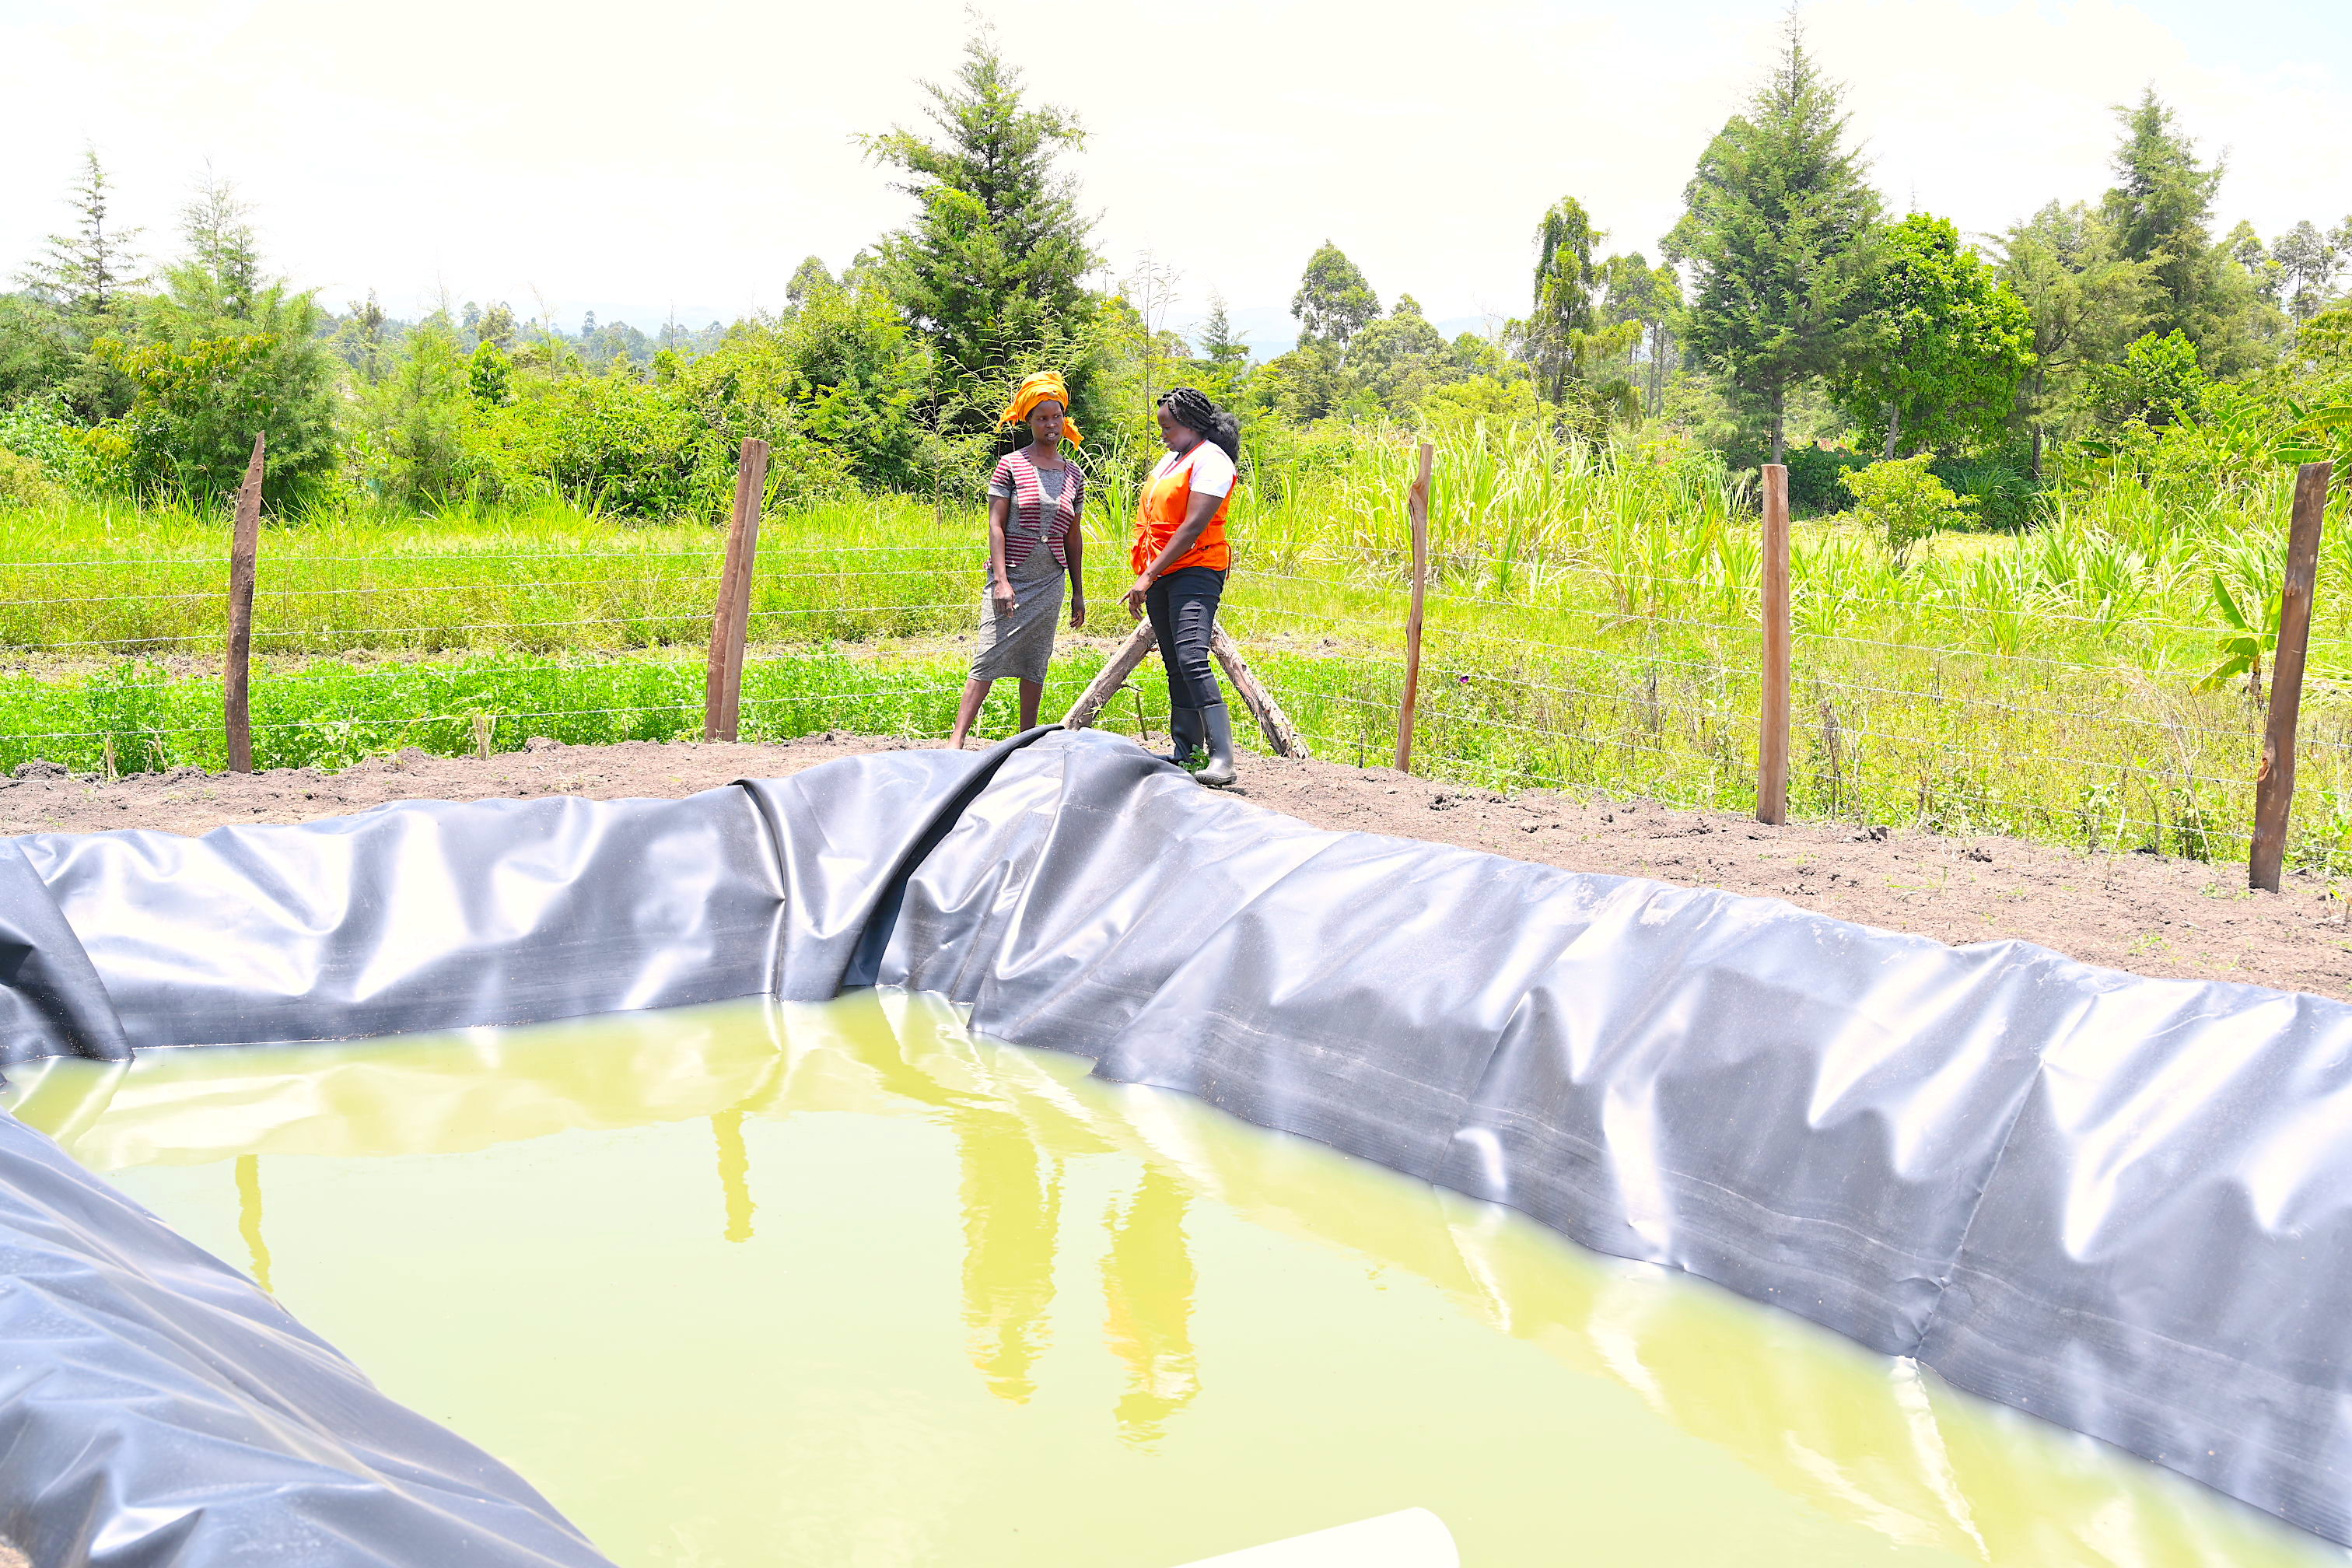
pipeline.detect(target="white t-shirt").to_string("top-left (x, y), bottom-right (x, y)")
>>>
top-left (1150, 440), bottom-right (1236, 499)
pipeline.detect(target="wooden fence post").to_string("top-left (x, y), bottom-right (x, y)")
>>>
top-left (702, 438), bottom-right (770, 743)
top-left (1758, 462), bottom-right (1792, 825)
top-left (1395, 441), bottom-right (1434, 774)
top-left (2250, 460), bottom-right (2333, 891)
top-left (224, 434), bottom-right (265, 774)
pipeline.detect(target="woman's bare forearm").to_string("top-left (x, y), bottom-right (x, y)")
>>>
top-left (985, 495), bottom-right (1013, 592)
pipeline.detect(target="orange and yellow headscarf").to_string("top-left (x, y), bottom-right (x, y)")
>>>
top-left (999, 371), bottom-right (1082, 445)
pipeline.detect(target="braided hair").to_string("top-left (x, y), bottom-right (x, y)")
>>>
top-left (1157, 387), bottom-right (1241, 464)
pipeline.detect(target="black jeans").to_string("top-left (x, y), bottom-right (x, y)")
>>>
top-left (1146, 566), bottom-right (1226, 710)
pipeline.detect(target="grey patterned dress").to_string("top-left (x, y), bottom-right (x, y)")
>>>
top-left (971, 453), bottom-right (1079, 684)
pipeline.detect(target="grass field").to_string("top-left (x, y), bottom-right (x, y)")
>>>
top-left (4, 425), bottom-right (2348, 873)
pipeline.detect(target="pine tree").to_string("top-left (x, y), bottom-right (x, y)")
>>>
top-left (1670, 17), bottom-right (1881, 464)
top-left (1198, 292), bottom-right (1249, 369)
top-left (19, 148), bottom-right (145, 319)
top-left (2099, 91), bottom-right (2266, 373)
top-left (859, 26), bottom-right (1098, 423)
top-left (1523, 198), bottom-right (1604, 402)
top-left (178, 170), bottom-right (260, 320)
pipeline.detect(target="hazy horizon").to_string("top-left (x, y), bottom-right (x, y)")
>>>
top-left (5, 0), bottom-right (2347, 345)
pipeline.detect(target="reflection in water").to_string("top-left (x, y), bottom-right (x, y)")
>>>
top-left (711, 1110), bottom-right (754, 1244)
top-left (1102, 1168), bottom-right (1199, 1446)
top-left (954, 1105), bottom-right (1062, 1404)
top-left (234, 1153), bottom-right (272, 1293)
top-left (13, 993), bottom-right (2349, 1568)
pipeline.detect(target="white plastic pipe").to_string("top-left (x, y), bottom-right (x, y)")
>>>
top-left (1170, 1509), bottom-right (1458, 1568)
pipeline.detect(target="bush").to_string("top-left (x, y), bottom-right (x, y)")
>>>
top-left (1783, 445), bottom-right (1872, 514)
top-left (1845, 455), bottom-right (1977, 565)
top-left (0, 395), bottom-right (102, 493)
top-left (1930, 452), bottom-right (2038, 531)
top-left (96, 301), bottom-right (341, 511)
top-left (0, 447), bottom-right (64, 510)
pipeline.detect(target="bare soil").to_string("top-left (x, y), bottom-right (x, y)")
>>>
top-left (5, 733), bottom-right (2345, 1001)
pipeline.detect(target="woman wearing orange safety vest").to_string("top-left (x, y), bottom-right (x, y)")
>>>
top-left (1122, 387), bottom-right (1241, 787)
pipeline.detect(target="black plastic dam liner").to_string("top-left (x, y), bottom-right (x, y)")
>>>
top-left (3, 727), bottom-right (2352, 1562)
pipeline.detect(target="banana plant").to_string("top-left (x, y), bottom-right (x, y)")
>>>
top-left (2274, 401), bottom-right (2352, 466)
top-left (2200, 570), bottom-right (2280, 695)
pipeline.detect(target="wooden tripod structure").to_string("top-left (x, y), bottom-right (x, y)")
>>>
top-left (1059, 618), bottom-right (1310, 758)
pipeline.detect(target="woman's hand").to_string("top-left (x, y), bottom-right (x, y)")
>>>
top-left (992, 579), bottom-right (1017, 620)
top-left (1122, 574), bottom-right (1153, 619)
top-left (1068, 593), bottom-right (1088, 632)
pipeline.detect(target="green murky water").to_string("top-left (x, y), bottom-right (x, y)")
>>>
top-left (9, 992), bottom-right (2345, 1568)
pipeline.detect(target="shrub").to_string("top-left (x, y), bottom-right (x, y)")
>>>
top-left (1930, 452), bottom-right (2038, 531)
top-left (1783, 445), bottom-right (1871, 514)
top-left (0, 448), bottom-right (64, 510)
top-left (0, 395), bottom-right (102, 493)
top-left (1845, 454), bottom-right (1978, 565)
top-left (96, 310), bottom-right (340, 510)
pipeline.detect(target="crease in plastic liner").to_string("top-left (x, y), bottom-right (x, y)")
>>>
top-left (1169, 1508), bottom-right (1458, 1567)
top-left (5, 727), bottom-right (2352, 1556)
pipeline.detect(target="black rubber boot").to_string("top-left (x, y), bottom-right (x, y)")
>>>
top-left (1196, 703), bottom-right (1237, 788)
top-left (1160, 705), bottom-right (1203, 768)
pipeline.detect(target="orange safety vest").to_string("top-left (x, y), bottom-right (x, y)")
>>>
top-left (1132, 445), bottom-right (1233, 576)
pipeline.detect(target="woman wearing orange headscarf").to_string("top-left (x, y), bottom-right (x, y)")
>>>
top-left (948, 372), bottom-right (1089, 750)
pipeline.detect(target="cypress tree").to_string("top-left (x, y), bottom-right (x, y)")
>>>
top-left (1671, 18), bottom-right (1881, 464)
top-left (2098, 90), bottom-right (2265, 374)
top-left (859, 27), bottom-right (1099, 426)
top-left (1524, 198), bottom-right (1604, 404)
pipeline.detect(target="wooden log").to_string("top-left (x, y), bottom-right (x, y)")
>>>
top-left (1060, 618), bottom-right (1158, 730)
top-left (223, 434), bottom-right (266, 774)
top-left (1394, 442), bottom-right (1434, 774)
top-left (702, 439), bottom-right (770, 743)
top-left (2250, 460), bottom-right (2334, 891)
top-left (1758, 462), bottom-right (1792, 825)
top-left (1211, 625), bottom-right (1310, 758)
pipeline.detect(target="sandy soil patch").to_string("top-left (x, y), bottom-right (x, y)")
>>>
top-left (4, 732), bottom-right (2343, 1000)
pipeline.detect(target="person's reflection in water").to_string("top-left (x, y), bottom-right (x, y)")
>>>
top-left (235, 1153), bottom-right (273, 1293)
top-left (955, 1104), bottom-right (1062, 1402)
top-left (711, 1109), bottom-right (755, 1243)
top-left (1102, 1167), bottom-right (1199, 1445)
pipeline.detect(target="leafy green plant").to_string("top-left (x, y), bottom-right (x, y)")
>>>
top-left (2199, 571), bottom-right (2279, 693)
top-left (1843, 455), bottom-right (1978, 565)
top-left (0, 449), bottom-right (63, 511)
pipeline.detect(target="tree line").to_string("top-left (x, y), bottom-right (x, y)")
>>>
top-left (0, 19), bottom-right (2346, 525)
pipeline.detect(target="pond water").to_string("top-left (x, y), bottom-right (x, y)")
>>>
top-left (10, 992), bottom-right (2344, 1568)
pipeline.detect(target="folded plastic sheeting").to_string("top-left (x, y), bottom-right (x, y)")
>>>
top-left (2, 728), bottom-right (2352, 1556)
top-left (877, 735), bottom-right (2352, 1545)
top-left (0, 1094), bottom-right (613, 1567)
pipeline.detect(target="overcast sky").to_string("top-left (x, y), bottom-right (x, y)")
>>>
top-left (2, 0), bottom-right (2346, 348)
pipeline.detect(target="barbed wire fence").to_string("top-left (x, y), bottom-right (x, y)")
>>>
top-left (3, 435), bottom-right (2346, 886)
top-left (0, 439), bottom-right (1113, 778)
top-left (1201, 453), bottom-right (2349, 885)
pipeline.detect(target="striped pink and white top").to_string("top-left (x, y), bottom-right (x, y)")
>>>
top-left (988, 450), bottom-right (1084, 572)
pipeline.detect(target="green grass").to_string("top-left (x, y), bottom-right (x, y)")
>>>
top-left (5, 430), bottom-right (2350, 877)
top-left (1, 649), bottom-right (1101, 775)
